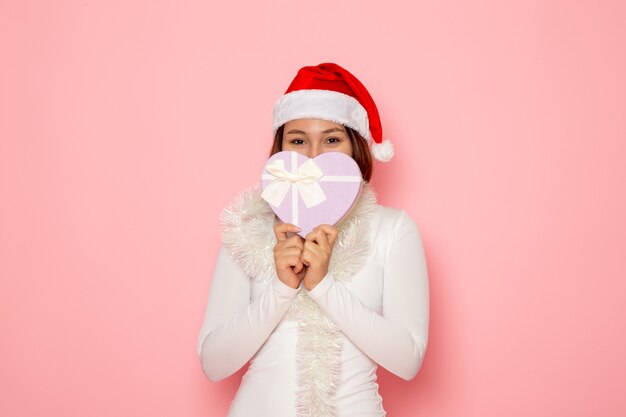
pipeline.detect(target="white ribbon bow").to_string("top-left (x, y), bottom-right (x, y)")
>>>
top-left (261, 158), bottom-right (327, 208)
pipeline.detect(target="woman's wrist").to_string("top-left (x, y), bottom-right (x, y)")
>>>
top-left (305, 274), bottom-right (334, 297)
top-left (273, 275), bottom-right (302, 295)
top-left (303, 280), bottom-right (317, 291)
top-left (303, 267), bottom-right (328, 291)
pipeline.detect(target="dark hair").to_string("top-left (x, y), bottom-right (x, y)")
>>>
top-left (270, 124), bottom-right (373, 182)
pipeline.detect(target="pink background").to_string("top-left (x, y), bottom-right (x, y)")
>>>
top-left (1, 1), bottom-right (625, 416)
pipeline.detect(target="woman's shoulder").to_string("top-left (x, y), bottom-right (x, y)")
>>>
top-left (373, 203), bottom-right (419, 228)
top-left (365, 204), bottom-right (424, 262)
top-left (370, 204), bottom-right (421, 249)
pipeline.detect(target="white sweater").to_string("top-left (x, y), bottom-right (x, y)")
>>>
top-left (197, 204), bottom-right (429, 417)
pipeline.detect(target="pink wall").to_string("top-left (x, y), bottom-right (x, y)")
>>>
top-left (1, 1), bottom-right (625, 416)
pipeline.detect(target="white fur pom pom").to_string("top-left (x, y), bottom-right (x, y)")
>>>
top-left (371, 139), bottom-right (394, 162)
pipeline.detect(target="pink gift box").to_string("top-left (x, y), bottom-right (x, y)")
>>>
top-left (261, 151), bottom-right (363, 237)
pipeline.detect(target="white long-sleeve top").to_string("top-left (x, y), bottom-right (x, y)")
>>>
top-left (197, 204), bottom-right (429, 417)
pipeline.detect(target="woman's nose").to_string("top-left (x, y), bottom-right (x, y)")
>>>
top-left (308, 144), bottom-right (321, 158)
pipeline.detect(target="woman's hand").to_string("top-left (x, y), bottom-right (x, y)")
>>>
top-left (302, 224), bottom-right (338, 291)
top-left (273, 223), bottom-right (306, 289)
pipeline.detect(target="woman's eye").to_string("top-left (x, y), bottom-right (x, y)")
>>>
top-left (290, 139), bottom-right (305, 145)
top-left (326, 137), bottom-right (341, 144)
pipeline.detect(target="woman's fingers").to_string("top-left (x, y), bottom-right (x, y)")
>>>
top-left (272, 223), bottom-right (306, 289)
top-left (274, 235), bottom-right (305, 256)
top-left (274, 222), bottom-right (301, 242)
top-left (305, 225), bottom-right (338, 251)
top-left (301, 241), bottom-right (323, 266)
top-left (286, 234), bottom-right (305, 249)
top-left (284, 254), bottom-right (303, 268)
top-left (315, 224), bottom-right (339, 247)
top-left (275, 240), bottom-right (305, 272)
top-left (275, 224), bottom-right (336, 282)
top-left (293, 260), bottom-right (305, 275)
top-left (305, 229), bottom-right (329, 253)
top-left (280, 247), bottom-right (304, 259)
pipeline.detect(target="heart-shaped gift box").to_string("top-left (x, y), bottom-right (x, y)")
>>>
top-left (261, 151), bottom-right (363, 237)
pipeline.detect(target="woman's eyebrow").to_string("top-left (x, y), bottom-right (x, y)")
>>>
top-left (322, 127), bottom-right (345, 133)
top-left (286, 127), bottom-right (345, 134)
top-left (287, 127), bottom-right (345, 135)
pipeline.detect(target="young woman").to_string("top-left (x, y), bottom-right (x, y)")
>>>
top-left (197, 63), bottom-right (429, 417)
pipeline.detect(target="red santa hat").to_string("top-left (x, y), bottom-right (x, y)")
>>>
top-left (272, 63), bottom-right (394, 162)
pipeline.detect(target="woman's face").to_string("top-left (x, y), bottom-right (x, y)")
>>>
top-left (281, 118), bottom-right (353, 158)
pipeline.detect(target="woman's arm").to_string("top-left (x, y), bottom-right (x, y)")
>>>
top-left (197, 244), bottom-right (300, 382)
top-left (306, 211), bottom-right (429, 381)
